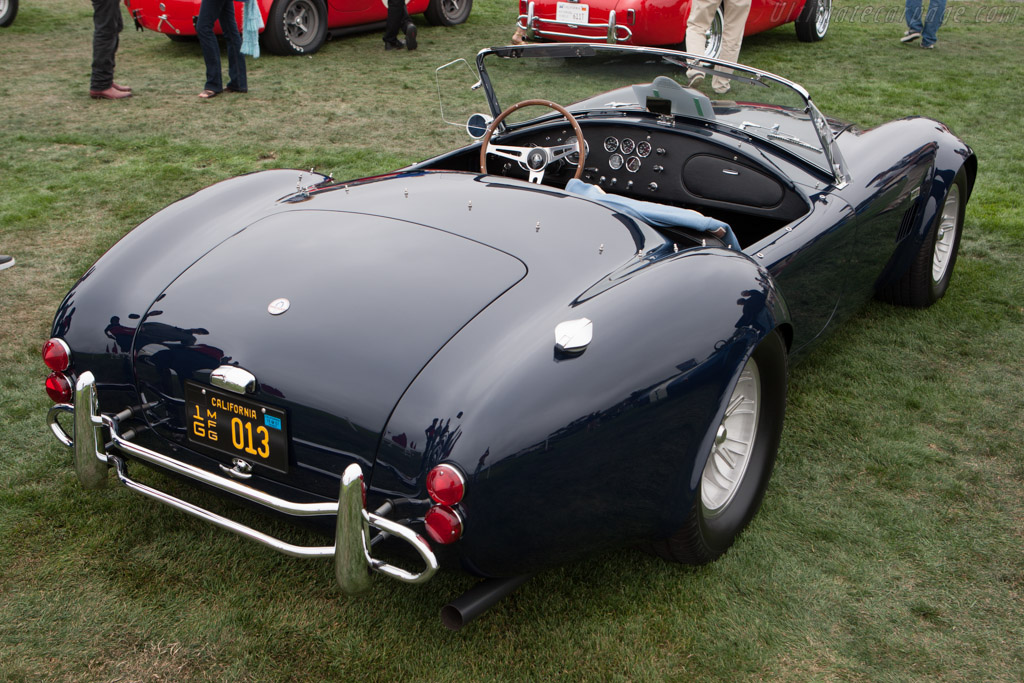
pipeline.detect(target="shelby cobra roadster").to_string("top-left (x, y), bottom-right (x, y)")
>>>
top-left (45, 44), bottom-right (974, 629)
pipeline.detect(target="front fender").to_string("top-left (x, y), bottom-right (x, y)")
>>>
top-left (375, 247), bottom-right (789, 577)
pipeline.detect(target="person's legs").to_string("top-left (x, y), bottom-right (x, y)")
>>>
top-left (90, 0), bottom-right (122, 91)
top-left (684, 0), bottom-right (719, 82)
top-left (196, 0), bottom-right (225, 92)
top-left (920, 0), bottom-right (946, 46)
top-left (712, 0), bottom-right (751, 92)
top-left (220, 1), bottom-right (247, 91)
top-left (383, 0), bottom-right (404, 45)
top-left (904, 0), bottom-right (924, 33)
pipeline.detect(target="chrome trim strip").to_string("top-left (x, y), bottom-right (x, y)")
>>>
top-left (50, 373), bottom-right (440, 591)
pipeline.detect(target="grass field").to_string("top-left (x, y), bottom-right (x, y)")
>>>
top-left (1, 0), bottom-right (1022, 680)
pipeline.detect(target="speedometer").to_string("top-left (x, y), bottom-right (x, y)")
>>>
top-left (566, 136), bottom-right (589, 164)
top-left (608, 153), bottom-right (624, 170)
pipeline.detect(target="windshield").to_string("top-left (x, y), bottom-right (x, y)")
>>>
top-left (439, 44), bottom-right (844, 181)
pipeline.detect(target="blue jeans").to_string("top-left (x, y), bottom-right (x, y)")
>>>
top-left (196, 0), bottom-right (247, 92)
top-left (905, 0), bottom-right (947, 46)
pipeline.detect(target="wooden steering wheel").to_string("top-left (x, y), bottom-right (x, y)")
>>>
top-left (479, 99), bottom-right (586, 184)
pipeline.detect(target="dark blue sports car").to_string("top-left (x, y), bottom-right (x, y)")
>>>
top-left (45, 44), bottom-right (975, 629)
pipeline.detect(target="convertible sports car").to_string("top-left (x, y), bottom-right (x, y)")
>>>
top-left (516, 0), bottom-right (830, 55)
top-left (122, 0), bottom-right (472, 55)
top-left (45, 44), bottom-right (974, 629)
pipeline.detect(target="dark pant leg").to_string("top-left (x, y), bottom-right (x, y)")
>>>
top-left (219, 1), bottom-right (247, 91)
top-left (196, 0), bottom-right (226, 92)
top-left (384, 0), bottom-right (409, 43)
top-left (91, 0), bottom-right (123, 90)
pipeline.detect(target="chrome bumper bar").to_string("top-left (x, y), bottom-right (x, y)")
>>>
top-left (47, 371), bottom-right (439, 594)
top-left (518, 2), bottom-right (633, 43)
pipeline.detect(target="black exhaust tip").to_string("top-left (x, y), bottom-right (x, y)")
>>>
top-left (440, 575), bottom-right (530, 631)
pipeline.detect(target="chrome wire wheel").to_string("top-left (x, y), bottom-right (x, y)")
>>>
top-left (701, 356), bottom-right (760, 514)
top-left (932, 183), bottom-right (961, 284)
top-left (703, 8), bottom-right (724, 59)
top-left (814, 0), bottom-right (831, 38)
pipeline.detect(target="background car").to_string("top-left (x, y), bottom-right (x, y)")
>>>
top-left (45, 44), bottom-right (973, 629)
top-left (123, 0), bottom-right (472, 55)
top-left (516, 0), bottom-right (830, 56)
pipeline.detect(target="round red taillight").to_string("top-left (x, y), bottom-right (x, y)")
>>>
top-left (424, 505), bottom-right (463, 545)
top-left (426, 464), bottom-right (466, 506)
top-left (42, 338), bottom-right (71, 372)
top-left (45, 372), bottom-right (73, 403)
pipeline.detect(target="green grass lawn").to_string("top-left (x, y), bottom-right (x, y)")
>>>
top-left (1, 0), bottom-right (1022, 680)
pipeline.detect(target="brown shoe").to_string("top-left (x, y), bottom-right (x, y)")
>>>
top-left (112, 82), bottom-right (132, 93)
top-left (89, 87), bottom-right (131, 100)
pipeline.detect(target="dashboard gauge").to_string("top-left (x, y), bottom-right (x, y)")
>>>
top-left (566, 136), bottom-right (589, 164)
top-left (625, 156), bottom-right (641, 173)
top-left (608, 153), bottom-right (624, 170)
top-left (603, 136), bottom-right (619, 153)
top-left (636, 140), bottom-right (652, 157)
top-left (620, 138), bottom-right (636, 155)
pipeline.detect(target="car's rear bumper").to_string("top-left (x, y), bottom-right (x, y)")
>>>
top-left (518, 1), bottom-right (633, 43)
top-left (48, 371), bottom-right (439, 593)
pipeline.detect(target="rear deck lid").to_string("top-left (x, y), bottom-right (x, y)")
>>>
top-left (132, 210), bottom-right (526, 495)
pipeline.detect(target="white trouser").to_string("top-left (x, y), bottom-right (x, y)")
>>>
top-left (684, 0), bottom-right (752, 93)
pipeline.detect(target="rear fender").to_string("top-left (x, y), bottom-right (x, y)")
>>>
top-left (375, 247), bottom-right (790, 576)
top-left (50, 169), bottom-right (324, 410)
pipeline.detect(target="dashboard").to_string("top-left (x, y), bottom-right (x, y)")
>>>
top-left (483, 121), bottom-right (810, 226)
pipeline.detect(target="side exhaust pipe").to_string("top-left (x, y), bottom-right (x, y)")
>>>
top-left (440, 575), bottom-right (530, 631)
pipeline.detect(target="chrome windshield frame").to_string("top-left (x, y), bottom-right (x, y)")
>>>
top-left (469, 43), bottom-right (849, 187)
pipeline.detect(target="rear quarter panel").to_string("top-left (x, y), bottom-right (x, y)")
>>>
top-left (376, 247), bottom-right (789, 577)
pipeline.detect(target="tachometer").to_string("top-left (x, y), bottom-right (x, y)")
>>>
top-left (625, 156), bottom-right (641, 173)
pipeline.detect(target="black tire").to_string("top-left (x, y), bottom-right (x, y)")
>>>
top-left (0, 0), bottom-right (18, 28)
top-left (881, 169), bottom-right (967, 308)
top-left (795, 0), bottom-right (831, 42)
top-left (424, 0), bottom-right (472, 27)
top-left (264, 0), bottom-right (327, 56)
top-left (649, 330), bottom-right (788, 565)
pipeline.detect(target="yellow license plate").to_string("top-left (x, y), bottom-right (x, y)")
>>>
top-left (185, 382), bottom-right (289, 473)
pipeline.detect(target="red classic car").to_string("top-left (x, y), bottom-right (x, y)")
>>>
top-left (516, 0), bottom-right (830, 55)
top-left (123, 0), bottom-right (472, 55)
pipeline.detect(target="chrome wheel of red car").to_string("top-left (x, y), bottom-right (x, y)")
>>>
top-left (265, 0), bottom-right (328, 55)
top-left (795, 0), bottom-right (831, 42)
top-left (424, 0), bottom-right (473, 26)
top-left (704, 7), bottom-right (724, 59)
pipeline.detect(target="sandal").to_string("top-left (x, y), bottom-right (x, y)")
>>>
top-left (198, 89), bottom-right (218, 99)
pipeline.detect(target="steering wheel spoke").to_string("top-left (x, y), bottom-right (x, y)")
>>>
top-left (480, 99), bottom-right (585, 185)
